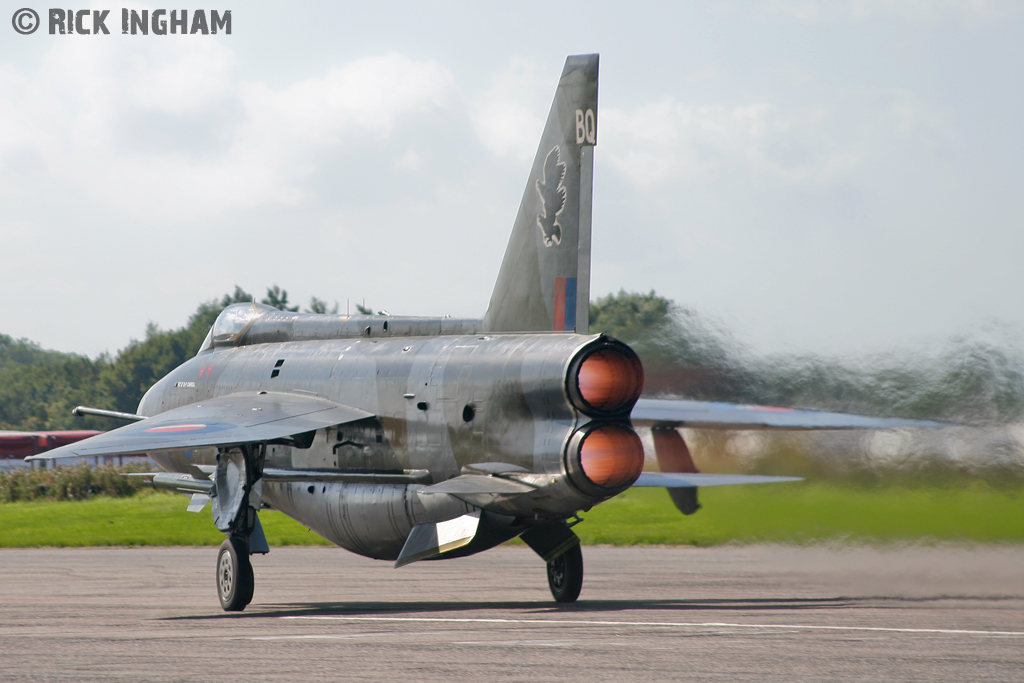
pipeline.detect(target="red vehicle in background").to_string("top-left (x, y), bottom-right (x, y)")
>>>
top-left (0, 430), bottom-right (101, 465)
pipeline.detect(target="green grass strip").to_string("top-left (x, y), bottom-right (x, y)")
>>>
top-left (578, 481), bottom-right (1024, 546)
top-left (0, 491), bottom-right (330, 548)
top-left (0, 482), bottom-right (1020, 548)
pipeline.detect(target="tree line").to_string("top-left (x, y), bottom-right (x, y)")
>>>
top-left (2, 288), bottom-right (1023, 432)
top-left (0, 286), bottom-right (335, 430)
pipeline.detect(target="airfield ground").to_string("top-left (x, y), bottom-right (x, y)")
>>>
top-left (0, 545), bottom-right (1020, 682)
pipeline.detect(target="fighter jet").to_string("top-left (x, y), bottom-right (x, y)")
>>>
top-left (28, 55), bottom-right (943, 611)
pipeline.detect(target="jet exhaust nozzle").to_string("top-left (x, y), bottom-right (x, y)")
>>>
top-left (564, 422), bottom-right (645, 497)
top-left (567, 340), bottom-right (644, 417)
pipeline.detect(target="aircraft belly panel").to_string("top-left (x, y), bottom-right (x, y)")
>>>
top-left (262, 481), bottom-right (473, 561)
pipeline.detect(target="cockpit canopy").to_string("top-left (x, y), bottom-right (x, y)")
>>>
top-left (198, 302), bottom-right (277, 353)
top-left (195, 303), bottom-right (483, 354)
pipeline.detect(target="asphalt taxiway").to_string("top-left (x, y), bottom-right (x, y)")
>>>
top-left (0, 545), bottom-right (1021, 682)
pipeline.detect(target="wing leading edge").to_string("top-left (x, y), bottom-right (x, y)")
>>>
top-left (633, 472), bottom-right (802, 488)
top-left (630, 398), bottom-right (949, 431)
top-left (25, 392), bottom-right (373, 460)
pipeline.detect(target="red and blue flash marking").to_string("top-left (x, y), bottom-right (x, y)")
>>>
top-left (553, 277), bottom-right (577, 331)
top-left (139, 422), bottom-right (234, 436)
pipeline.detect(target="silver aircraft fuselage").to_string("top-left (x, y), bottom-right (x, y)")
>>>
top-left (139, 312), bottom-right (644, 560)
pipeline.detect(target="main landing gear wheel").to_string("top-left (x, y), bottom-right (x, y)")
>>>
top-left (217, 537), bottom-right (254, 611)
top-left (546, 544), bottom-right (583, 603)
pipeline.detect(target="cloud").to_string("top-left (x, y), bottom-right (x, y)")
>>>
top-left (0, 41), bottom-right (456, 223)
top-left (468, 56), bottom-right (550, 162)
top-left (599, 89), bottom-right (957, 191)
top-left (601, 99), bottom-right (849, 188)
top-left (760, 0), bottom-right (1021, 23)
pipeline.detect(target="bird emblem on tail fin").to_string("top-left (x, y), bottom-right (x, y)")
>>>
top-left (536, 146), bottom-right (566, 247)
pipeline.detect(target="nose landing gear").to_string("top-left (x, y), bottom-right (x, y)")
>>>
top-left (217, 536), bottom-right (254, 611)
top-left (212, 444), bottom-right (264, 612)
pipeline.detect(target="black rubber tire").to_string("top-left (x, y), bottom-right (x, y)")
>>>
top-left (546, 544), bottom-right (583, 603)
top-left (216, 537), bottom-right (254, 611)
top-left (238, 548), bottom-right (255, 608)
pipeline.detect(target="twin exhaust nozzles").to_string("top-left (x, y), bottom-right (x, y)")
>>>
top-left (565, 340), bottom-right (646, 496)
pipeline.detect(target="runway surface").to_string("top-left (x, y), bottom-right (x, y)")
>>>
top-left (0, 544), bottom-right (1021, 682)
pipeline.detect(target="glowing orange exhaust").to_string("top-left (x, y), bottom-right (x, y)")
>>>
top-left (576, 424), bottom-right (644, 490)
top-left (569, 343), bottom-right (644, 416)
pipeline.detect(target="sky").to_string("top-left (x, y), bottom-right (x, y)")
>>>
top-left (1, 1), bottom-right (1022, 360)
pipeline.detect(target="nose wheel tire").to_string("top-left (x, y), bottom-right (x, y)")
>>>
top-left (217, 537), bottom-right (254, 611)
top-left (546, 544), bottom-right (583, 603)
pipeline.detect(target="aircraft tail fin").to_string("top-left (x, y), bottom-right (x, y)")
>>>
top-left (483, 54), bottom-right (599, 334)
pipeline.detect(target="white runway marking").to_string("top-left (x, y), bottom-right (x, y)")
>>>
top-left (283, 615), bottom-right (1024, 637)
top-left (454, 640), bottom-right (580, 647)
top-left (240, 634), bottom-right (382, 641)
